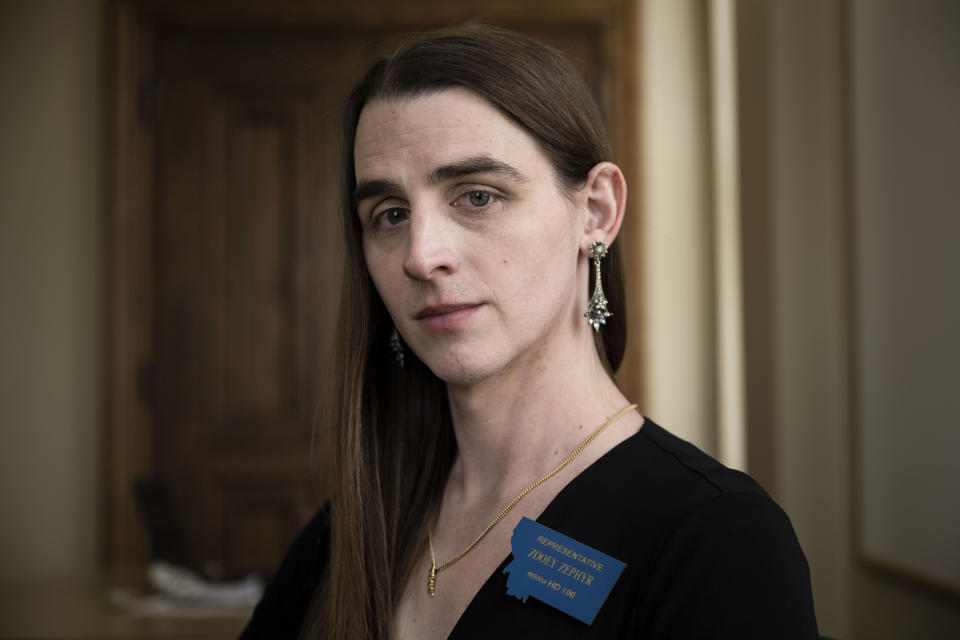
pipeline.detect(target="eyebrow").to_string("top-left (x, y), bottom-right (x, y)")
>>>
top-left (352, 155), bottom-right (529, 210)
top-left (428, 155), bottom-right (529, 186)
top-left (352, 179), bottom-right (402, 211)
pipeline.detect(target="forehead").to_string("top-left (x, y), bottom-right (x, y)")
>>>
top-left (353, 88), bottom-right (548, 183)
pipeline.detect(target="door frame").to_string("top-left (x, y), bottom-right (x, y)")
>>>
top-left (103, 0), bottom-right (643, 573)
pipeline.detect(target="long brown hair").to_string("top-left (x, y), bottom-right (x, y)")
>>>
top-left (305, 23), bottom-right (627, 639)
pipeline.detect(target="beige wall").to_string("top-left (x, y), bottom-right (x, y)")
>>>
top-left (640, 0), bottom-right (719, 455)
top-left (764, 1), bottom-right (960, 637)
top-left (643, 0), bottom-right (960, 638)
top-left (848, 0), bottom-right (960, 637)
top-left (0, 0), bottom-right (104, 586)
top-left (643, 0), bottom-right (854, 633)
top-left (767, 0), bottom-right (852, 634)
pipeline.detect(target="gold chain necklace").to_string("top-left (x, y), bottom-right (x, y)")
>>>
top-left (427, 403), bottom-right (637, 596)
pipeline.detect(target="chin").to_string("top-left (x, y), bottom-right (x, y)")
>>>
top-left (417, 346), bottom-right (503, 389)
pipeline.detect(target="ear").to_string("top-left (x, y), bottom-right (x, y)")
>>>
top-left (579, 161), bottom-right (627, 252)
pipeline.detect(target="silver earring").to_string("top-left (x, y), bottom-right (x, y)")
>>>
top-left (389, 326), bottom-right (405, 367)
top-left (585, 241), bottom-right (612, 331)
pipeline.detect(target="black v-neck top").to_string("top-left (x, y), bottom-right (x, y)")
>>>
top-left (239, 420), bottom-right (820, 639)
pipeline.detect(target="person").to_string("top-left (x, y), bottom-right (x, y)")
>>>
top-left (240, 24), bottom-right (819, 640)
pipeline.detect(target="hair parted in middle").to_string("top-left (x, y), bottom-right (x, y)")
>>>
top-left (307, 23), bottom-right (627, 640)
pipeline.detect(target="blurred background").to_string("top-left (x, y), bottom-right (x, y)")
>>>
top-left (1, 0), bottom-right (957, 638)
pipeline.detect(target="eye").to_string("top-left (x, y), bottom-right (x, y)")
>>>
top-left (379, 207), bottom-right (409, 226)
top-left (466, 190), bottom-right (491, 207)
top-left (452, 188), bottom-right (504, 213)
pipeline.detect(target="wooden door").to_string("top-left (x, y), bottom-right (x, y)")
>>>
top-left (107, 2), bottom-right (639, 576)
top-left (148, 30), bottom-right (378, 573)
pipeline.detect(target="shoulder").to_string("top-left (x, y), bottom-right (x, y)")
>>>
top-left (533, 420), bottom-right (819, 637)
top-left (627, 421), bottom-right (819, 638)
top-left (563, 419), bottom-right (774, 540)
top-left (239, 504), bottom-right (331, 639)
top-left (636, 491), bottom-right (819, 638)
top-left (635, 419), bottom-right (768, 497)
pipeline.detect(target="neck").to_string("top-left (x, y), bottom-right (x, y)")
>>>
top-left (444, 327), bottom-right (630, 505)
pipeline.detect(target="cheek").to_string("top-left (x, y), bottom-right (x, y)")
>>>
top-left (363, 246), bottom-right (400, 310)
top-left (495, 225), bottom-right (578, 310)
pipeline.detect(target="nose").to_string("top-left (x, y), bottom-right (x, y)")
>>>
top-left (402, 205), bottom-right (460, 281)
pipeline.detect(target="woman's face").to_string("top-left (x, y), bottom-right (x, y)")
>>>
top-left (354, 88), bottom-right (587, 387)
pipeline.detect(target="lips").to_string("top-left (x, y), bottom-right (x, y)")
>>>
top-left (415, 303), bottom-right (481, 319)
top-left (414, 302), bottom-right (484, 332)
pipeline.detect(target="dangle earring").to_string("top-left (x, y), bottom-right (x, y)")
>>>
top-left (585, 241), bottom-right (612, 331)
top-left (389, 326), bottom-right (405, 368)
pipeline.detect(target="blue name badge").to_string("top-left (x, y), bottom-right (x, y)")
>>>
top-left (503, 517), bottom-right (626, 625)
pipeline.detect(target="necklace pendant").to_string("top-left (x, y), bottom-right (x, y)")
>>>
top-left (427, 565), bottom-right (437, 597)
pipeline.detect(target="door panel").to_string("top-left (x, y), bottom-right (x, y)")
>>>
top-left (153, 32), bottom-right (365, 571)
